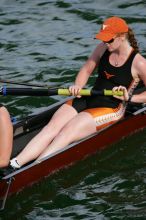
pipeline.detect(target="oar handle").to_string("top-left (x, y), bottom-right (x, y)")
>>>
top-left (58, 89), bottom-right (92, 96)
top-left (103, 89), bottom-right (123, 96)
top-left (58, 89), bottom-right (123, 96)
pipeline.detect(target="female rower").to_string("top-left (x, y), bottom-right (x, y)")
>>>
top-left (0, 105), bottom-right (13, 168)
top-left (10, 16), bottom-right (146, 169)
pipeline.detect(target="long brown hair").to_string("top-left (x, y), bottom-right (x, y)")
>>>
top-left (127, 28), bottom-right (139, 53)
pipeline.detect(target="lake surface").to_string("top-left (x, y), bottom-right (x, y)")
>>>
top-left (0, 0), bottom-right (146, 219)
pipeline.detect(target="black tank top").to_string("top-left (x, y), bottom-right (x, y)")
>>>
top-left (92, 49), bottom-right (137, 108)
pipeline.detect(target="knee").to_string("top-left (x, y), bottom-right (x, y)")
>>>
top-left (0, 106), bottom-right (8, 114)
top-left (0, 107), bottom-right (12, 127)
top-left (0, 107), bottom-right (4, 122)
top-left (0, 107), bottom-right (11, 121)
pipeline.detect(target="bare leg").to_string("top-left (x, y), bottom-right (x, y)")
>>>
top-left (37, 112), bottom-right (96, 160)
top-left (16, 104), bottom-right (77, 166)
top-left (0, 107), bottom-right (13, 167)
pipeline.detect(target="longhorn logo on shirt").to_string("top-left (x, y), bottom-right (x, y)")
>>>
top-left (104, 71), bottom-right (115, 79)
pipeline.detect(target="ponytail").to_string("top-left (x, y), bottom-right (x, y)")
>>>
top-left (127, 28), bottom-right (139, 53)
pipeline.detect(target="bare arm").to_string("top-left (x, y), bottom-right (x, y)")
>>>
top-left (131, 91), bottom-right (146, 103)
top-left (70, 43), bottom-right (107, 95)
top-left (113, 54), bottom-right (146, 103)
top-left (131, 55), bottom-right (146, 103)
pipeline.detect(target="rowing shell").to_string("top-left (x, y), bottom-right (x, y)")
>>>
top-left (0, 97), bottom-right (146, 205)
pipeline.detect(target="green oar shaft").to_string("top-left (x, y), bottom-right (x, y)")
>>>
top-left (0, 87), bottom-right (123, 96)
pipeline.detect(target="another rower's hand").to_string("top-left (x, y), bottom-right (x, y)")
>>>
top-left (112, 86), bottom-right (129, 101)
top-left (69, 85), bottom-right (82, 97)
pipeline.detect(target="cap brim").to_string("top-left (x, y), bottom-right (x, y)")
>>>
top-left (95, 30), bottom-right (114, 42)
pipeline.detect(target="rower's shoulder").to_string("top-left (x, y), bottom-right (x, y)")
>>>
top-left (91, 42), bottom-right (107, 59)
top-left (133, 53), bottom-right (146, 81)
top-left (134, 53), bottom-right (146, 65)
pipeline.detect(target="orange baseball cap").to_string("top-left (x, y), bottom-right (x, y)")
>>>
top-left (95, 16), bottom-right (129, 42)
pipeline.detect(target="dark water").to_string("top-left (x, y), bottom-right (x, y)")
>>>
top-left (0, 0), bottom-right (146, 219)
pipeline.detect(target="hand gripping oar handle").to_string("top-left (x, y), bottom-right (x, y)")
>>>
top-left (0, 87), bottom-right (123, 97)
top-left (104, 89), bottom-right (123, 96)
top-left (58, 89), bottom-right (123, 96)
